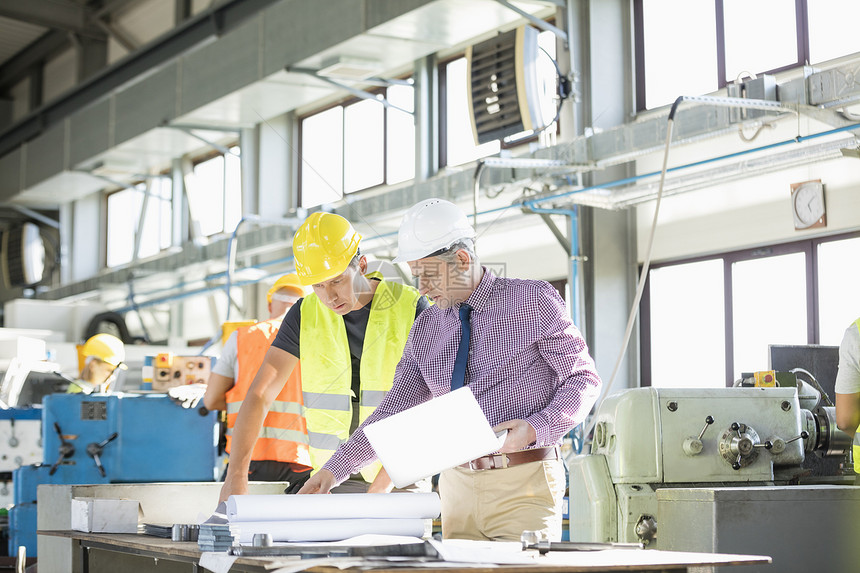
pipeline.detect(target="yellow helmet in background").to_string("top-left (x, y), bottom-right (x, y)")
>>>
top-left (266, 273), bottom-right (306, 303)
top-left (293, 212), bottom-right (361, 285)
top-left (81, 333), bottom-right (127, 370)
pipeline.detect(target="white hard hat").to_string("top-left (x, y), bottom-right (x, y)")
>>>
top-left (393, 198), bottom-right (477, 263)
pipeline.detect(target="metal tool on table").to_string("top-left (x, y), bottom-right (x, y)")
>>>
top-left (171, 524), bottom-right (200, 542)
top-left (520, 530), bottom-right (643, 554)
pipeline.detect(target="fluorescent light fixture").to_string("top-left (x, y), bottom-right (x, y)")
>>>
top-left (316, 56), bottom-right (381, 81)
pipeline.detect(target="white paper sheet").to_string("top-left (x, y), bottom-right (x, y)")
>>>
top-left (201, 501), bottom-right (229, 524)
top-left (198, 553), bottom-right (238, 573)
top-left (428, 539), bottom-right (536, 564)
top-left (226, 493), bottom-right (440, 522)
top-left (232, 518), bottom-right (427, 543)
top-left (364, 387), bottom-right (507, 487)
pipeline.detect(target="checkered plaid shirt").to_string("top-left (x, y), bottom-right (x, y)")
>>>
top-left (323, 268), bottom-right (602, 483)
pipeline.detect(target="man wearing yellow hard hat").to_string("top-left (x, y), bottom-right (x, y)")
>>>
top-left (203, 274), bottom-right (313, 491)
top-left (219, 213), bottom-right (428, 502)
top-left (68, 333), bottom-right (127, 394)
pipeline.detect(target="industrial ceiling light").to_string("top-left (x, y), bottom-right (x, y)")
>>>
top-left (839, 146), bottom-right (860, 158)
top-left (316, 56), bottom-right (382, 81)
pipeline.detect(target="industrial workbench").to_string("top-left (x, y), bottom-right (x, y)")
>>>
top-left (40, 530), bottom-right (771, 573)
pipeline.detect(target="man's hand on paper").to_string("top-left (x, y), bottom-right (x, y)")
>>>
top-left (492, 419), bottom-right (536, 453)
top-left (219, 470), bottom-right (249, 504)
top-left (297, 468), bottom-right (336, 494)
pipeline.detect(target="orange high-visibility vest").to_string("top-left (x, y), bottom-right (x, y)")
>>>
top-left (225, 318), bottom-right (311, 468)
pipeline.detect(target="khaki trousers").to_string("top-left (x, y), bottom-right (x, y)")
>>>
top-left (438, 458), bottom-right (566, 541)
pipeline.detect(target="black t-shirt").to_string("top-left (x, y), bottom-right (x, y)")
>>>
top-left (272, 280), bottom-right (429, 433)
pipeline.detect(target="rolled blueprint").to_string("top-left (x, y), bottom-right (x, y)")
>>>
top-left (232, 518), bottom-right (426, 543)
top-left (225, 492), bottom-right (440, 522)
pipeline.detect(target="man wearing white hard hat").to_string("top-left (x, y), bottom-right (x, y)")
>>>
top-left (300, 198), bottom-right (602, 542)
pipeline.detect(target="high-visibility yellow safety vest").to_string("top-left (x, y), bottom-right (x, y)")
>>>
top-left (225, 318), bottom-right (311, 468)
top-left (300, 280), bottom-right (419, 481)
top-left (852, 318), bottom-right (860, 474)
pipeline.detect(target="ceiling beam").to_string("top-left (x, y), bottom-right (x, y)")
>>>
top-left (93, 0), bottom-right (144, 20)
top-left (93, 18), bottom-right (139, 52)
top-left (0, 0), bottom-right (104, 38)
top-left (0, 30), bottom-right (70, 93)
top-left (0, 0), bottom-right (281, 158)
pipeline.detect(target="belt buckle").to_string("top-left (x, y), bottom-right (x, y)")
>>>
top-left (468, 453), bottom-right (509, 470)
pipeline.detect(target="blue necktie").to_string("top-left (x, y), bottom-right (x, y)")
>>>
top-left (451, 304), bottom-right (472, 391)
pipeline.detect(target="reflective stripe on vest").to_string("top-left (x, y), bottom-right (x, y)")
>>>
top-left (300, 280), bottom-right (419, 481)
top-left (361, 390), bottom-right (388, 408)
top-left (302, 392), bottom-right (350, 412)
top-left (224, 318), bottom-right (311, 468)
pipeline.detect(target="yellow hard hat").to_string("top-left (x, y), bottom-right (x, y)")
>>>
top-left (266, 273), bottom-right (306, 303)
top-left (81, 333), bottom-right (127, 369)
top-left (293, 212), bottom-right (361, 285)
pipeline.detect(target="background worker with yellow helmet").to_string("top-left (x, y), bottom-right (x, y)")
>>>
top-left (218, 212), bottom-right (429, 503)
top-left (67, 333), bottom-right (127, 394)
top-left (203, 274), bottom-right (313, 491)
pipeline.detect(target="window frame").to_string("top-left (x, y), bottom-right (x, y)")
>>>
top-left (104, 171), bottom-right (174, 268)
top-left (639, 230), bottom-right (860, 387)
top-left (187, 142), bottom-right (241, 238)
top-left (297, 77), bottom-right (414, 207)
top-left (633, 0), bottom-right (813, 112)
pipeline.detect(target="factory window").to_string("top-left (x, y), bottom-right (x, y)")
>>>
top-left (731, 252), bottom-right (808, 375)
top-left (299, 81), bottom-right (415, 209)
top-left (344, 99), bottom-right (385, 193)
top-left (439, 29), bottom-right (559, 168)
top-left (641, 232), bottom-right (860, 387)
top-left (300, 106), bottom-right (343, 207)
top-left (634, 0), bottom-right (718, 114)
top-left (106, 176), bottom-right (173, 268)
top-left (646, 259), bottom-right (726, 388)
top-left (806, 0), bottom-right (860, 64)
top-left (817, 236), bottom-right (860, 345)
top-left (187, 146), bottom-right (242, 237)
top-left (634, 0), bottom-right (860, 111)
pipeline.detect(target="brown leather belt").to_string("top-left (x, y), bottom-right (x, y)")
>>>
top-left (459, 446), bottom-right (560, 471)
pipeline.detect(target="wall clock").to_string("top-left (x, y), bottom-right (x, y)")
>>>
top-left (790, 180), bottom-right (826, 230)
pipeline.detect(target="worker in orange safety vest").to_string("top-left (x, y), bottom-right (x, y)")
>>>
top-left (204, 274), bottom-right (312, 492)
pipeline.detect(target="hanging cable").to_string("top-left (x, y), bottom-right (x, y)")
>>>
top-left (535, 45), bottom-right (569, 134)
top-left (580, 96), bottom-right (680, 443)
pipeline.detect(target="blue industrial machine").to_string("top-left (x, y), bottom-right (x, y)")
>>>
top-left (8, 392), bottom-right (218, 556)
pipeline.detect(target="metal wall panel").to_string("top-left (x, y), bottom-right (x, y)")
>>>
top-left (69, 99), bottom-right (111, 168)
top-left (262, 0), bottom-right (365, 75)
top-left (629, 120), bottom-right (665, 154)
top-left (591, 128), bottom-right (627, 159)
top-left (673, 106), bottom-right (731, 140)
top-left (23, 124), bottom-right (66, 188)
top-left (115, 63), bottom-right (179, 145)
top-left (180, 17), bottom-right (262, 115)
top-left (365, 0), bottom-right (430, 30)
